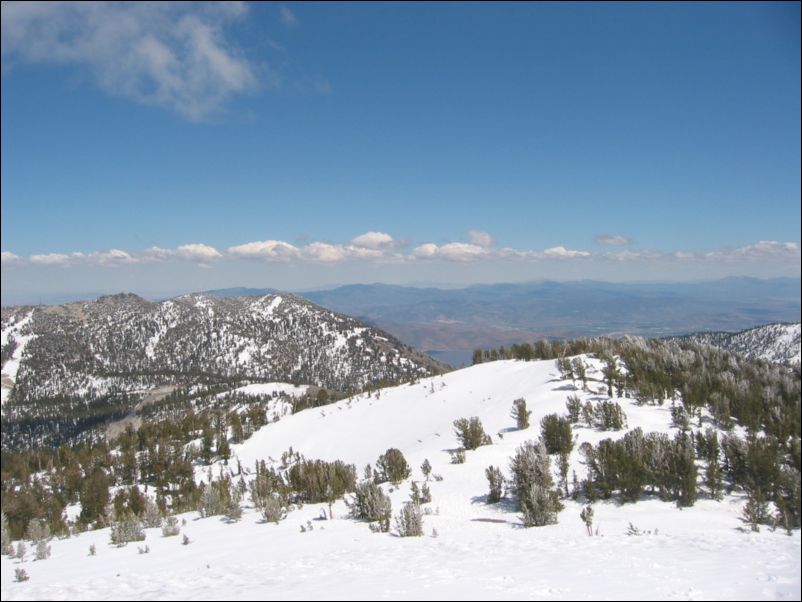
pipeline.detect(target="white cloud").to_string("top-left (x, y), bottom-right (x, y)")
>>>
top-left (302, 242), bottom-right (347, 263)
top-left (1, 2), bottom-right (257, 120)
top-left (29, 253), bottom-right (75, 266)
top-left (13, 237), bottom-right (799, 272)
top-left (176, 243), bottom-right (223, 262)
top-left (467, 229), bottom-right (495, 247)
top-left (595, 234), bottom-right (632, 246)
top-left (411, 243), bottom-right (440, 259)
top-left (542, 246), bottom-right (591, 259)
top-left (604, 249), bottom-right (666, 262)
top-left (411, 242), bottom-right (489, 262)
top-left (705, 241), bottom-right (801, 262)
top-left (140, 243), bottom-right (222, 263)
top-left (279, 6), bottom-right (298, 27)
top-left (87, 249), bottom-right (139, 266)
top-left (142, 246), bottom-right (176, 262)
top-left (1, 251), bottom-right (22, 265)
top-left (349, 231), bottom-right (396, 250)
top-left (227, 240), bottom-right (301, 261)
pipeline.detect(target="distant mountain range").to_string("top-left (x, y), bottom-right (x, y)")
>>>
top-left (282, 278), bottom-right (799, 365)
top-left (1, 292), bottom-right (445, 448)
top-left (671, 322), bottom-right (801, 366)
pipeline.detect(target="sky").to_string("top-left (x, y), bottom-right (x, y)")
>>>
top-left (1, 2), bottom-right (800, 302)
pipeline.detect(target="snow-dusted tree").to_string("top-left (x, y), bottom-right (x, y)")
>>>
top-left (15, 541), bottom-right (27, 560)
top-left (25, 518), bottom-right (50, 544)
top-left (540, 414), bottom-right (574, 454)
top-left (580, 505), bottom-right (594, 536)
top-left (565, 395), bottom-right (582, 424)
top-left (258, 495), bottom-right (285, 524)
top-left (453, 417), bottom-right (492, 450)
top-left (395, 502), bottom-right (424, 537)
top-left (485, 466), bottom-right (505, 503)
top-left (376, 449), bottom-right (411, 484)
top-left (572, 357), bottom-right (587, 389)
top-left (510, 440), bottom-right (563, 527)
top-left (349, 481), bottom-right (391, 531)
top-left (110, 512), bottom-right (145, 547)
top-left (1, 513), bottom-right (12, 556)
top-left (142, 498), bottom-right (163, 529)
top-left (421, 459), bottom-right (432, 481)
top-left (511, 398), bottom-right (531, 430)
top-left (35, 539), bottom-right (51, 560)
top-left (161, 516), bottom-right (180, 537)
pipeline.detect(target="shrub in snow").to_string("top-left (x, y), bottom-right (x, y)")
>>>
top-left (14, 568), bottom-right (29, 582)
top-left (580, 505), bottom-right (594, 536)
top-left (224, 491), bottom-right (243, 522)
top-left (592, 400), bottom-right (627, 431)
top-left (161, 516), bottom-right (180, 537)
top-left (511, 398), bottom-right (531, 430)
top-left (395, 502), bottom-right (424, 537)
top-left (410, 481), bottom-right (432, 505)
top-left (182, 534), bottom-right (191, 545)
top-left (540, 414), bottom-right (574, 455)
top-left (1, 512), bottom-right (12, 555)
top-left (565, 395), bottom-right (582, 424)
top-left (626, 522), bottom-right (642, 536)
top-left (450, 449), bottom-right (466, 464)
top-left (35, 539), bottom-right (51, 560)
top-left (89, 544), bottom-right (96, 556)
top-left (288, 459), bottom-right (356, 518)
top-left (258, 494), bottom-right (285, 524)
top-left (349, 481), bottom-right (392, 530)
top-left (375, 449), bottom-right (411, 485)
top-left (198, 483), bottom-right (224, 518)
top-left (485, 466), bottom-right (505, 503)
top-left (520, 483), bottom-right (563, 528)
top-left (15, 541), bottom-right (27, 560)
top-left (110, 513), bottom-right (145, 547)
top-left (510, 440), bottom-right (563, 527)
top-left (453, 417), bottom-right (492, 450)
top-left (421, 459), bottom-right (432, 481)
top-left (25, 518), bottom-right (50, 545)
top-left (670, 404), bottom-right (691, 431)
top-left (141, 499), bottom-right (163, 529)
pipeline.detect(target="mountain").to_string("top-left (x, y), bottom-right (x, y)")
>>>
top-left (0, 292), bottom-right (446, 449)
top-left (1, 354), bottom-right (798, 599)
top-left (672, 322), bottom-right (801, 366)
top-left (300, 278), bottom-right (802, 365)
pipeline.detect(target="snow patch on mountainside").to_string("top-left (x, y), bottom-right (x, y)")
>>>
top-left (675, 322), bottom-right (801, 366)
top-left (1, 311), bottom-right (36, 406)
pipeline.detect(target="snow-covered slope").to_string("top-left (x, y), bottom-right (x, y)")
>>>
top-left (673, 322), bottom-right (801, 366)
top-left (2, 358), bottom-right (798, 600)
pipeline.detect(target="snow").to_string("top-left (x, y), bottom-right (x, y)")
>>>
top-left (2, 358), bottom-right (799, 600)
top-left (1, 311), bottom-right (36, 406)
top-left (217, 382), bottom-right (309, 399)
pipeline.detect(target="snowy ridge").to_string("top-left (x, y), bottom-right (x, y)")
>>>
top-left (673, 322), bottom-right (801, 366)
top-left (0, 293), bottom-right (443, 403)
top-left (2, 358), bottom-right (797, 600)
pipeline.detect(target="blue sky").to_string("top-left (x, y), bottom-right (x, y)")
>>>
top-left (1, 2), bottom-right (800, 301)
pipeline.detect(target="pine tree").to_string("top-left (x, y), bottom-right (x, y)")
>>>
top-left (510, 440), bottom-right (563, 527)
top-left (485, 466), bottom-right (505, 503)
top-left (511, 398), bottom-right (531, 430)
